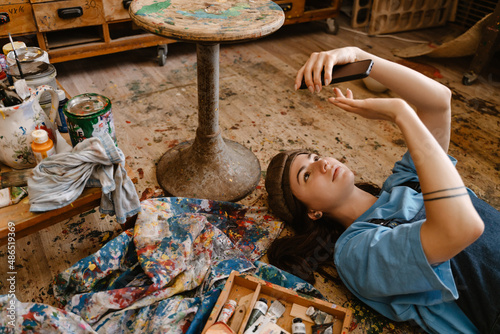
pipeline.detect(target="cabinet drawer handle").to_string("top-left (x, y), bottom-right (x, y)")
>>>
top-left (0, 12), bottom-right (10, 25)
top-left (58, 7), bottom-right (83, 19)
top-left (123, 0), bottom-right (132, 9)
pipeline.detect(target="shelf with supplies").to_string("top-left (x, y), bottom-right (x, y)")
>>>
top-left (0, 132), bottom-right (103, 247)
top-left (203, 271), bottom-right (352, 334)
top-left (0, 0), bottom-right (341, 64)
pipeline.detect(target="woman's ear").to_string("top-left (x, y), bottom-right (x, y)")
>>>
top-left (308, 211), bottom-right (323, 220)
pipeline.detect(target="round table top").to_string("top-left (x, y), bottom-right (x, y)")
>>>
top-left (130, 0), bottom-right (285, 43)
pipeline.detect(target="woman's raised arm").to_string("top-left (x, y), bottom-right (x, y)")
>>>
top-left (296, 47), bottom-right (452, 152)
top-left (330, 90), bottom-right (484, 265)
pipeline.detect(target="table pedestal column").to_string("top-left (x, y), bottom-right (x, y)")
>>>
top-left (156, 43), bottom-right (261, 201)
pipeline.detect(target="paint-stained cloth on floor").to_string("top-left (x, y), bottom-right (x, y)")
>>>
top-left (0, 197), bottom-right (321, 333)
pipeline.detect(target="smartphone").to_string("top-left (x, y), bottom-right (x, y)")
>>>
top-left (299, 59), bottom-right (374, 89)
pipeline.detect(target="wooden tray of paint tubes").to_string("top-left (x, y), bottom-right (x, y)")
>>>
top-left (203, 271), bottom-right (352, 334)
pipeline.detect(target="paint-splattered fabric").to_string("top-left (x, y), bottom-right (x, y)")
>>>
top-left (1, 197), bottom-right (324, 333)
top-left (0, 294), bottom-right (96, 333)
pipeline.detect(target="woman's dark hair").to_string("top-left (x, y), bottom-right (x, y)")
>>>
top-left (267, 182), bottom-right (380, 284)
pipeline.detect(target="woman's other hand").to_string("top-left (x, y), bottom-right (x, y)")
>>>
top-left (329, 87), bottom-right (414, 123)
top-left (295, 47), bottom-right (360, 93)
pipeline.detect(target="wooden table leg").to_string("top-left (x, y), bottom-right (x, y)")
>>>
top-left (156, 43), bottom-right (261, 201)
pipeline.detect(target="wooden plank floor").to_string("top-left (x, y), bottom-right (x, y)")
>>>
top-left (1, 13), bottom-right (498, 333)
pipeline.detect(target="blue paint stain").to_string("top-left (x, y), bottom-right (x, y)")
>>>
top-left (177, 9), bottom-right (238, 20)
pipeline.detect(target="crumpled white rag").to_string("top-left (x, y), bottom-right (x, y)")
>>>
top-left (27, 133), bottom-right (140, 224)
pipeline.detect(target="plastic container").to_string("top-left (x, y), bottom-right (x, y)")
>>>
top-left (56, 89), bottom-right (69, 133)
top-left (31, 129), bottom-right (56, 164)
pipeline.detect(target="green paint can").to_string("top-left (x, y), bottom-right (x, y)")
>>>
top-left (63, 93), bottom-right (117, 147)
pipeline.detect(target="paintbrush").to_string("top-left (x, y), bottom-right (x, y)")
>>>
top-left (8, 33), bottom-right (29, 101)
top-left (0, 168), bottom-right (32, 188)
top-left (8, 33), bottom-right (24, 78)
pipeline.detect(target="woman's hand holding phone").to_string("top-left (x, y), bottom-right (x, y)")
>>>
top-left (298, 60), bottom-right (373, 90)
top-left (295, 47), bottom-right (361, 92)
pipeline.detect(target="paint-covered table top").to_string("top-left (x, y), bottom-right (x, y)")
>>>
top-left (130, 0), bottom-right (285, 43)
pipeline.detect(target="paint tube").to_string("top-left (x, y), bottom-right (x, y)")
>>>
top-left (244, 297), bottom-right (268, 330)
top-left (311, 323), bottom-right (335, 334)
top-left (243, 314), bottom-right (277, 334)
top-left (217, 299), bottom-right (237, 324)
top-left (305, 306), bottom-right (335, 325)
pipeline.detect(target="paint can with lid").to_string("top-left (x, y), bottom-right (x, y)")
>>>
top-left (9, 61), bottom-right (57, 89)
top-left (63, 93), bottom-right (117, 147)
top-left (6, 46), bottom-right (50, 66)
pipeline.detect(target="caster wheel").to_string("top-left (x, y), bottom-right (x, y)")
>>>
top-left (157, 45), bottom-right (168, 66)
top-left (462, 71), bottom-right (477, 85)
top-left (325, 18), bottom-right (339, 35)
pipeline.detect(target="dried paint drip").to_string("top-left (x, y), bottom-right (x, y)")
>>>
top-left (63, 93), bottom-right (117, 147)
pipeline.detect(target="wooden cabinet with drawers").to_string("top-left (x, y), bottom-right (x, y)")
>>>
top-left (0, 0), bottom-right (173, 64)
top-left (32, 0), bottom-right (106, 32)
top-left (0, 0), bottom-right (341, 64)
top-left (0, 1), bottom-right (37, 36)
top-left (277, 0), bottom-right (341, 31)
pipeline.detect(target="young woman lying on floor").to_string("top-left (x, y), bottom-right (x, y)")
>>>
top-left (265, 46), bottom-right (500, 334)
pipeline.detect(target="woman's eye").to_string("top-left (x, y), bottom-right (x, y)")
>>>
top-left (314, 156), bottom-right (320, 161)
top-left (304, 172), bottom-right (310, 182)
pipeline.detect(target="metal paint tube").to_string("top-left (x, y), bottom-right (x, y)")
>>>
top-left (244, 297), bottom-right (268, 331)
top-left (217, 299), bottom-right (237, 324)
top-left (306, 306), bottom-right (334, 325)
top-left (63, 93), bottom-right (117, 147)
top-left (311, 323), bottom-right (335, 334)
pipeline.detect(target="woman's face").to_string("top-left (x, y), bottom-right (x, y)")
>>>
top-left (289, 153), bottom-right (355, 213)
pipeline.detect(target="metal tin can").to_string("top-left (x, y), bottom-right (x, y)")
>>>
top-left (7, 46), bottom-right (50, 66)
top-left (63, 93), bottom-right (117, 147)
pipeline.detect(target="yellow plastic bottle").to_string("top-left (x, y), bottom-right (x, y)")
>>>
top-left (31, 129), bottom-right (55, 164)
